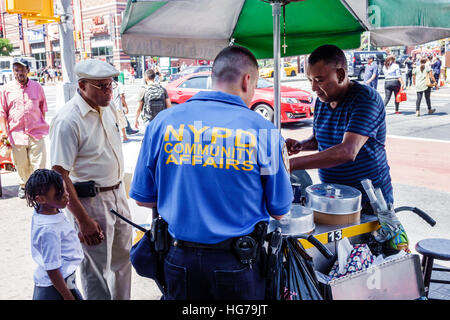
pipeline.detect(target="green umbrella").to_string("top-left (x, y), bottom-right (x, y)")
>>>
top-left (121, 0), bottom-right (450, 128)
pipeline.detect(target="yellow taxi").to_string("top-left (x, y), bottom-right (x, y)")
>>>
top-left (259, 62), bottom-right (298, 78)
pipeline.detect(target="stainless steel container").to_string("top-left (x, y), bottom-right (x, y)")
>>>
top-left (305, 183), bottom-right (362, 215)
top-left (268, 204), bottom-right (315, 235)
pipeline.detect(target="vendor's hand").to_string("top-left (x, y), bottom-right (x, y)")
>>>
top-left (285, 138), bottom-right (303, 155)
top-left (78, 217), bottom-right (104, 246)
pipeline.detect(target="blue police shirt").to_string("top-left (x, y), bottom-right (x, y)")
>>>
top-left (313, 81), bottom-right (393, 205)
top-left (129, 91), bottom-right (293, 244)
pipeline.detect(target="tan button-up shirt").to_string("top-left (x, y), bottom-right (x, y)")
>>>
top-left (50, 91), bottom-right (124, 187)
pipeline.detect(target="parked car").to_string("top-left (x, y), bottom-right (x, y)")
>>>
top-left (168, 65), bottom-right (212, 82)
top-left (259, 62), bottom-right (298, 78)
top-left (345, 50), bottom-right (388, 80)
top-left (165, 72), bottom-right (314, 124)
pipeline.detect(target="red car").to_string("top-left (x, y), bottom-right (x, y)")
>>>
top-left (165, 72), bottom-right (314, 123)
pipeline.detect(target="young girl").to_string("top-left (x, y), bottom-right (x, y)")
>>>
top-left (25, 169), bottom-right (84, 300)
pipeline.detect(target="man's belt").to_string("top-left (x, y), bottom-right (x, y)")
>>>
top-left (171, 238), bottom-right (235, 251)
top-left (96, 181), bottom-right (121, 193)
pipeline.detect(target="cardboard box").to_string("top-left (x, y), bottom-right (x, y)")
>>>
top-left (314, 210), bottom-right (360, 225)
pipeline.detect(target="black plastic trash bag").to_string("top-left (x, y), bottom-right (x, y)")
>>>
top-left (270, 237), bottom-right (323, 300)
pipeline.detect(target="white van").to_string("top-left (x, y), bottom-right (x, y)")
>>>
top-left (0, 56), bottom-right (38, 85)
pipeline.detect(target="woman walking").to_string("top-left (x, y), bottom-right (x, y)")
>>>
top-left (383, 55), bottom-right (404, 114)
top-left (413, 58), bottom-right (436, 117)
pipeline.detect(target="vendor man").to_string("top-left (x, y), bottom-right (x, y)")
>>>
top-left (129, 45), bottom-right (293, 300)
top-left (287, 45), bottom-right (393, 212)
top-left (50, 59), bottom-right (132, 300)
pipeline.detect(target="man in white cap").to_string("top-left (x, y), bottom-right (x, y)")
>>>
top-left (49, 59), bottom-right (132, 300)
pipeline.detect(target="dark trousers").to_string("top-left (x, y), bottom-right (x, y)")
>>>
top-left (33, 286), bottom-right (84, 300)
top-left (33, 272), bottom-right (84, 300)
top-left (405, 71), bottom-right (413, 87)
top-left (416, 87), bottom-right (432, 111)
top-left (384, 80), bottom-right (401, 111)
top-left (433, 72), bottom-right (440, 86)
top-left (163, 246), bottom-right (265, 300)
top-left (367, 79), bottom-right (378, 90)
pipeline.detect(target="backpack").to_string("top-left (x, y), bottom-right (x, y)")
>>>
top-left (142, 84), bottom-right (166, 122)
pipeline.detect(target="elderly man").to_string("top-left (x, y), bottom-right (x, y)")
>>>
top-left (0, 58), bottom-right (49, 199)
top-left (50, 59), bottom-right (132, 300)
top-left (287, 45), bottom-right (393, 213)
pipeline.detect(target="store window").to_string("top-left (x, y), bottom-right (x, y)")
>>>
top-left (32, 53), bottom-right (46, 70)
top-left (30, 43), bottom-right (47, 70)
top-left (91, 46), bottom-right (113, 63)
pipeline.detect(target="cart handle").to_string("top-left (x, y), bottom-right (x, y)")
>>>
top-left (290, 233), bottom-right (334, 260)
top-left (394, 206), bottom-right (436, 227)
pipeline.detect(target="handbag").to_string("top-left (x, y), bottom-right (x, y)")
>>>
top-left (395, 88), bottom-right (407, 103)
top-left (426, 72), bottom-right (436, 88)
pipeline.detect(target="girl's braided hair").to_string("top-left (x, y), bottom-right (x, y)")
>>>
top-left (24, 169), bottom-right (65, 210)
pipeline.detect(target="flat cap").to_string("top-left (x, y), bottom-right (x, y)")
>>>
top-left (75, 59), bottom-right (119, 80)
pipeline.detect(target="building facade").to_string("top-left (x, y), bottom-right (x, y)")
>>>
top-left (0, 0), bottom-right (133, 72)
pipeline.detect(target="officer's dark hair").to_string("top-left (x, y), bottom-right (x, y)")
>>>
top-left (25, 169), bottom-right (65, 210)
top-left (308, 44), bottom-right (348, 70)
top-left (212, 45), bottom-right (258, 85)
top-left (145, 69), bottom-right (156, 80)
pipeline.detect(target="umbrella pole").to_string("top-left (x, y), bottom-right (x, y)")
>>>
top-left (272, 1), bottom-right (282, 130)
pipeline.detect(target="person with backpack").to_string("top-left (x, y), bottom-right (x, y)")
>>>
top-left (134, 69), bottom-right (171, 128)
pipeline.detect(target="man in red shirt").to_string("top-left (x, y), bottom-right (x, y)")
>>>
top-left (0, 58), bottom-right (49, 198)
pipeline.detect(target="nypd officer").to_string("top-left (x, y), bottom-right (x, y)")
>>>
top-left (129, 45), bottom-right (293, 300)
top-left (50, 60), bottom-right (132, 300)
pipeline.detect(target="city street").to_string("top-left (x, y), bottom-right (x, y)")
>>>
top-left (1, 76), bottom-right (449, 300)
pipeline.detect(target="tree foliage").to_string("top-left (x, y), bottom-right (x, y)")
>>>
top-left (0, 38), bottom-right (13, 56)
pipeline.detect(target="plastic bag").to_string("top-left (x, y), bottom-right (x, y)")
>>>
top-left (373, 204), bottom-right (410, 252)
top-left (396, 88), bottom-right (407, 103)
top-left (328, 243), bottom-right (374, 280)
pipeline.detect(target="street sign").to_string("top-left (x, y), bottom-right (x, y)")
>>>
top-left (18, 14), bottom-right (23, 40)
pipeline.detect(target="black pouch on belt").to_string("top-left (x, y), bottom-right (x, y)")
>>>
top-left (73, 180), bottom-right (96, 198)
top-left (233, 221), bottom-right (268, 269)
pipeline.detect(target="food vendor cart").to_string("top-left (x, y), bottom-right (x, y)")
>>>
top-left (266, 171), bottom-right (436, 300)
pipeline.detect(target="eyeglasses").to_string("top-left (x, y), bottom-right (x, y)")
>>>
top-left (85, 80), bottom-right (118, 91)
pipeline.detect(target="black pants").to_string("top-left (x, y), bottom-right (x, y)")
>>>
top-left (416, 87), bottom-right (432, 112)
top-left (433, 72), bottom-right (440, 86)
top-left (384, 80), bottom-right (401, 111)
top-left (405, 71), bottom-right (413, 87)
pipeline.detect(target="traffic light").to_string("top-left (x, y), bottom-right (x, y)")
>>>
top-left (0, 26), bottom-right (3, 38)
top-left (6, 0), bottom-right (59, 24)
top-left (6, 0), bottom-right (42, 14)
